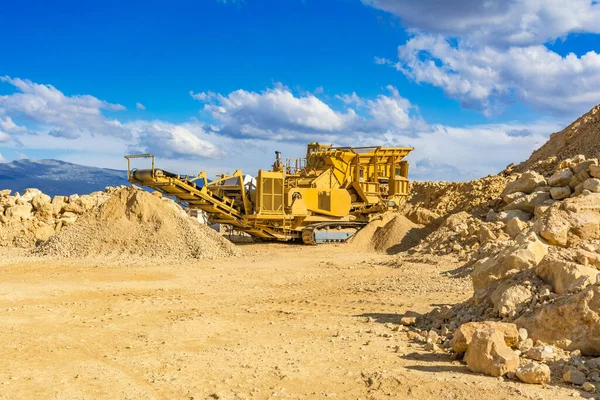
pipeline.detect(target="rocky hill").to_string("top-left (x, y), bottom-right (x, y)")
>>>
top-left (516, 104), bottom-right (600, 174)
top-left (0, 159), bottom-right (128, 196)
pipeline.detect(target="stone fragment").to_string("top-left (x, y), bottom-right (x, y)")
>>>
top-left (518, 328), bottom-right (528, 342)
top-left (550, 186), bottom-right (571, 200)
top-left (451, 321), bottom-right (519, 353)
top-left (5, 203), bottom-right (33, 220)
top-left (490, 282), bottom-right (532, 317)
top-left (516, 362), bottom-right (551, 384)
top-left (0, 189), bottom-right (11, 197)
top-left (503, 191), bottom-right (551, 213)
top-left (464, 328), bottom-right (520, 377)
top-left (590, 164), bottom-right (600, 179)
top-left (20, 188), bottom-right (42, 202)
top-left (526, 345), bottom-right (554, 361)
top-left (573, 159), bottom-right (598, 175)
top-left (563, 369), bottom-right (587, 385)
top-left (535, 256), bottom-right (599, 294)
top-left (516, 285), bottom-right (600, 355)
top-left (583, 382), bottom-right (596, 392)
top-left (502, 171), bottom-right (546, 197)
top-left (582, 178), bottom-right (600, 193)
top-left (478, 225), bottom-right (497, 244)
top-left (503, 191), bottom-right (526, 204)
top-left (471, 234), bottom-right (548, 296)
top-left (496, 210), bottom-right (532, 223)
top-left (518, 338), bottom-right (534, 353)
top-left (506, 218), bottom-right (526, 238)
top-left (548, 168), bottom-right (574, 187)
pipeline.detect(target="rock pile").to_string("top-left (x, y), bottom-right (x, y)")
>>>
top-left (399, 154), bottom-right (600, 387)
top-left (33, 186), bottom-right (240, 260)
top-left (407, 174), bottom-right (508, 219)
top-left (0, 187), bottom-right (114, 247)
top-left (516, 104), bottom-right (600, 174)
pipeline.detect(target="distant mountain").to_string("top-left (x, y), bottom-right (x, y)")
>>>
top-left (0, 159), bottom-right (129, 196)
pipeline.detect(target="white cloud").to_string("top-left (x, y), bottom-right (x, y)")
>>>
top-left (192, 84), bottom-right (425, 143)
top-left (0, 76), bottom-right (571, 181)
top-left (363, 0), bottom-right (600, 47)
top-left (0, 76), bottom-right (128, 139)
top-left (136, 102), bottom-right (146, 111)
top-left (127, 121), bottom-right (222, 159)
top-left (0, 152), bottom-right (5, 163)
top-left (397, 34), bottom-right (600, 115)
top-left (374, 56), bottom-right (392, 65)
top-left (0, 77), bottom-right (223, 161)
top-left (362, 0), bottom-right (600, 115)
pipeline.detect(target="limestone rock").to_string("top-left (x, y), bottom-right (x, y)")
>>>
top-left (583, 382), bottom-right (596, 392)
top-left (451, 321), bottom-right (519, 353)
top-left (576, 249), bottom-right (600, 269)
top-left (582, 178), bottom-right (600, 193)
top-left (471, 234), bottom-right (547, 296)
top-left (550, 186), bottom-right (571, 200)
top-left (502, 171), bottom-right (546, 197)
top-left (563, 369), bottom-right (587, 385)
top-left (516, 285), bottom-right (600, 355)
top-left (503, 191), bottom-right (526, 204)
top-left (496, 210), bottom-right (532, 224)
top-left (490, 281), bottom-right (532, 317)
top-left (478, 225), bottom-right (497, 244)
top-left (573, 159), bottom-right (598, 175)
top-left (0, 189), bottom-right (11, 197)
top-left (406, 207), bottom-right (441, 226)
top-left (516, 362), bottom-right (551, 384)
top-left (506, 218), bottom-right (526, 238)
top-left (525, 345), bottom-right (554, 361)
top-left (535, 255), bottom-right (599, 294)
top-left (535, 194), bottom-right (600, 247)
top-left (464, 328), bottom-right (520, 377)
top-left (503, 191), bottom-right (551, 213)
top-left (5, 203), bottom-right (33, 220)
top-left (548, 168), bottom-right (574, 187)
top-left (20, 188), bottom-right (42, 202)
top-left (590, 164), bottom-right (600, 179)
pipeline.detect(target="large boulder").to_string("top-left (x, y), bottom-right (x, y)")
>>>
top-left (450, 321), bottom-right (519, 353)
top-left (535, 193), bottom-right (600, 246)
top-left (516, 362), bottom-right (551, 384)
top-left (573, 159), bottom-right (598, 175)
top-left (51, 196), bottom-right (67, 216)
top-left (503, 191), bottom-right (551, 213)
top-left (496, 210), bottom-right (532, 223)
top-left (471, 234), bottom-right (548, 297)
top-left (464, 328), bottom-right (520, 377)
top-left (20, 188), bottom-right (43, 202)
top-left (516, 285), bottom-right (600, 355)
top-left (505, 218), bottom-right (526, 238)
top-left (5, 203), bottom-right (33, 220)
top-left (502, 171), bottom-right (546, 197)
top-left (0, 189), bottom-right (11, 197)
top-left (550, 186), bottom-right (571, 200)
top-left (490, 281), bottom-right (532, 317)
top-left (548, 168), bottom-right (574, 187)
top-left (535, 256), bottom-right (599, 294)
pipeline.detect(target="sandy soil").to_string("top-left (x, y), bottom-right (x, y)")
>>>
top-left (0, 244), bottom-right (579, 399)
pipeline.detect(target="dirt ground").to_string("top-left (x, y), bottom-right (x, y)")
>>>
top-left (0, 243), bottom-right (581, 400)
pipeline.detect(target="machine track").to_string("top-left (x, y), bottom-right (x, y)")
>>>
top-left (301, 222), bottom-right (367, 245)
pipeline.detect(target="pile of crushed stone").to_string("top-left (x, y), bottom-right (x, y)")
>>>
top-left (33, 187), bottom-right (241, 260)
top-left (407, 174), bottom-right (508, 219)
top-left (516, 104), bottom-right (600, 175)
top-left (350, 213), bottom-right (431, 254)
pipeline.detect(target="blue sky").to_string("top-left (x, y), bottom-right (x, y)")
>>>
top-left (1, 0), bottom-right (600, 180)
